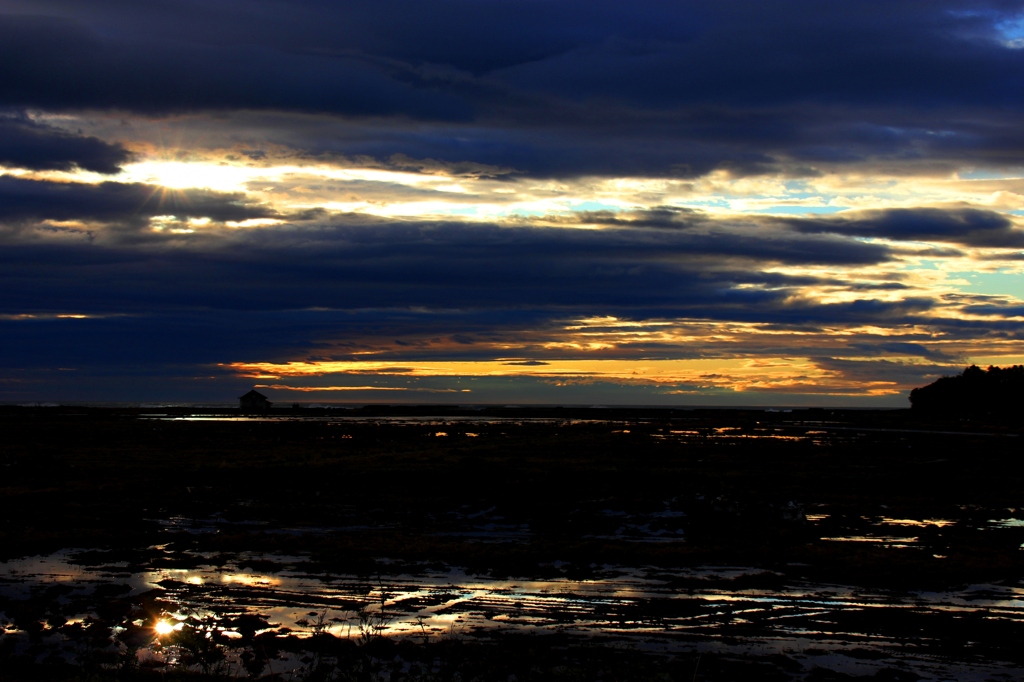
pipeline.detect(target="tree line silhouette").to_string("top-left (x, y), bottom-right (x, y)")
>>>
top-left (909, 364), bottom-right (1024, 415)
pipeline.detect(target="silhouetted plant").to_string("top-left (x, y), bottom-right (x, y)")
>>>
top-left (297, 609), bottom-right (332, 636)
top-left (295, 610), bottom-right (343, 682)
top-left (240, 646), bottom-right (270, 679)
top-left (0, 615), bottom-right (13, 664)
top-left (355, 605), bottom-right (392, 646)
top-left (113, 644), bottom-right (141, 678)
top-left (66, 615), bottom-right (123, 678)
top-left (352, 581), bottom-right (394, 647)
top-left (172, 620), bottom-right (227, 675)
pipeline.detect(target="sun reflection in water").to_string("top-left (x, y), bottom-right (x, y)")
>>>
top-left (221, 573), bottom-right (281, 587)
top-left (154, 620), bottom-right (176, 636)
top-left (5, 550), bottom-right (1024, 680)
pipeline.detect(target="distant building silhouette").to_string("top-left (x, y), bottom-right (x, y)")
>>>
top-left (909, 365), bottom-right (1024, 416)
top-left (239, 389), bottom-right (272, 413)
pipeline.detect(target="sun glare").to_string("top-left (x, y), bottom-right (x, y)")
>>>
top-left (123, 161), bottom-right (263, 193)
top-left (154, 620), bottom-right (175, 636)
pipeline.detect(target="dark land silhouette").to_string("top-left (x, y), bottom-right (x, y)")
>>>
top-left (910, 364), bottom-right (1024, 416)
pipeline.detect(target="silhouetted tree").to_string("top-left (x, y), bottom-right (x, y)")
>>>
top-left (909, 364), bottom-right (1024, 415)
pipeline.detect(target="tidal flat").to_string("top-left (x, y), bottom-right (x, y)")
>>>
top-left (1, 405), bottom-right (1022, 681)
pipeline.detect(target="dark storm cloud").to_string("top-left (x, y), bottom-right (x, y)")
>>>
top-left (0, 14), bottom-right (468, 120)
top-left (0, 215), bottom-right (893, 316)
top-left (719, 297), bottom-right (940, 327)
top-left (542, 207), bottom-right (702, 230)
top-left (4, 2), bottom-right (1024, 177)
top-left (568, 206), bottom-right (1024, 250)
top-left (1, 0), bottom-right (708, 76)
top-left (0, 113), bottom-right (133, 173)
top-left (1, 211), bottom-right (1018, 400)
top-left (0, 308), bottom-right (563, 402)
top-left (813, 358), bottom-right (955, 386)
top-left (493, 4), bottom-right (1024, 111)
top-left (786, 207), bottom-right (1024, 247)
top-left (962, 303), bottom-right (1024, 317)
top-left (0, 176), bottom-right (279, 225)
top-left (847, 342), bottom-right (955, 362)
top-left (11, 0), bottom-right (1022, 109)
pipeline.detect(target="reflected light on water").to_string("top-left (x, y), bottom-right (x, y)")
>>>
top-left (154, 620), bottom-right (176, 636)
top-left (221, 573), bottom-right (281, 587)
top-left (880, 517), bottom-right (956, 527)
top-left (4, 551), bottom-right (1024, 681)
top-left (990, 518), bottom-right (1024, 528)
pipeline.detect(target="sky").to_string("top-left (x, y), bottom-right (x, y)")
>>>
top-left (2, 0), bottom-right (1024, 406)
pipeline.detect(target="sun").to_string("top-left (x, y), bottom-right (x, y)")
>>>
top-left (123, 160), bottom-right (261, 193)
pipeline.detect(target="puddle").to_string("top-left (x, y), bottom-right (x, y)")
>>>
top-left (817, 536), bottom-right (920, 549)
top-left (878, 517), bottom-right (957, 528)
top-left (990, 518), bottom-right (1024, 528)
top-left (802, 509), bottom-right (1024, 550)
top-left (2, 550), bottom-right (1023, 680)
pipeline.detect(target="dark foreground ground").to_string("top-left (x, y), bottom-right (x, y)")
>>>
top-left (1, 405), bottom-right (1022, 681)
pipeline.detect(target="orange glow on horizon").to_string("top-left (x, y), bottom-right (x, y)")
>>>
top-left (253, 384), bottom-right (471, 393)
top-left (221, 356), bottom-right (913, 396)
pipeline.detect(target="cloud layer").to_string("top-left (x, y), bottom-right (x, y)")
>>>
top-left (0, 112), bottom-right (133, 173)
top-left (2, 1), bottom-right (1024, 403)
top-left (4, 2), bottom-right (1024, 177)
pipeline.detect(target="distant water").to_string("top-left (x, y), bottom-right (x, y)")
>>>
top-left (6, 401), bottom-right (897, 411)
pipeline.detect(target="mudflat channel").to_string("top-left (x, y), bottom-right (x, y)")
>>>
top-left (1, 406), bottom-right (1022, 681)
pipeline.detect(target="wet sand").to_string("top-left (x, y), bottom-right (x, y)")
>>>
top-left (1, 405), bottom-right (1022, 680)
